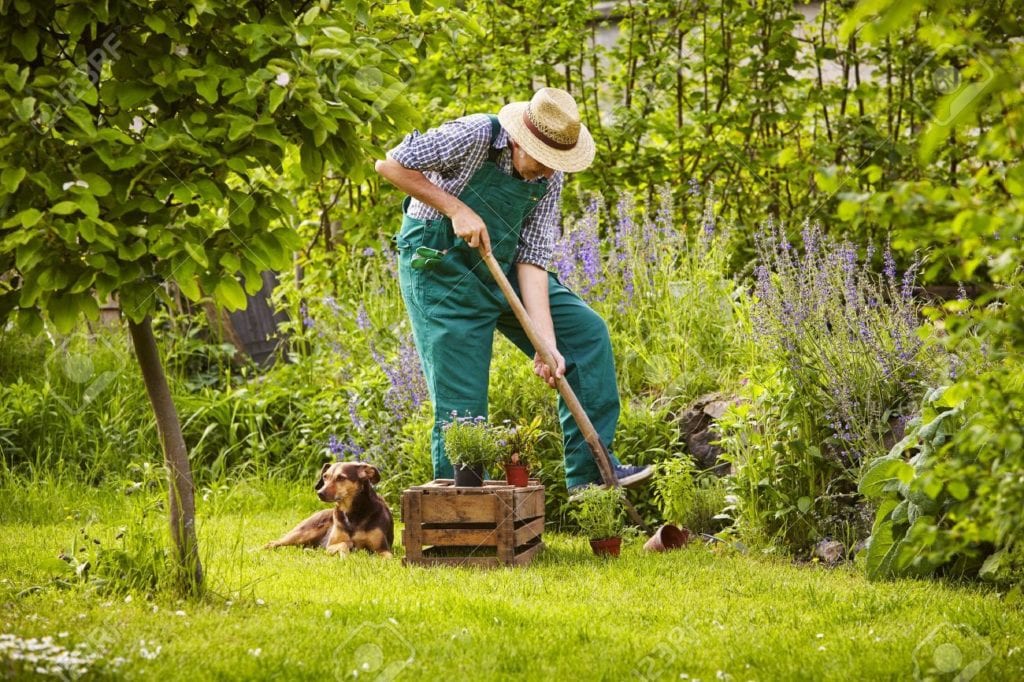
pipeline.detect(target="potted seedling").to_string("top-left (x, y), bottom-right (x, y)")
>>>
top-left (498, 416), bottom-right (543, 487)
top-left (571, 486), bottom-right (626, 557)
top-left (646, 457), bottom-right (697, 552)
top-left (444, 413), bottom-right (500, 487)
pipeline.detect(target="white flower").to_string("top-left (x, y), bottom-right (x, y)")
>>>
top-left (248, 648), bottom-right (261, 657)
top-left (274, 71), bottom-right (290, 87)
top-left (174, 610), bottom-right (186, 617)
top-left (129, 116), bottom-right (145, 134)
top-left (172, 44), bottom-right (189, 57)
top-left (62, 180), bottom-right (89, 191)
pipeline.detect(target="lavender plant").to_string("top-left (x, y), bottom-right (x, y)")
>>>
top-left (751, 219), bottom-right (935, 460)
top-left (553, 186), bottom-right (742, 405)
top-left (716, 221), bottom-right (942, 553)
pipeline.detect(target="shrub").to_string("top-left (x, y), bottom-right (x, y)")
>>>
top-left (717, 222), bottom-right (941, 554)
top-left (860, 373), bottom-right (1024, 583)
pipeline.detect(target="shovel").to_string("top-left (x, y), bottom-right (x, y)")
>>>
top-left (477, 247), bottom-right (650, 531)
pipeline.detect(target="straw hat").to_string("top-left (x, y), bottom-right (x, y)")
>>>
top-left (498, 88), bottom-right (595, 173)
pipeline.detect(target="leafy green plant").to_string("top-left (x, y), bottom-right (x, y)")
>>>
top-left (496, 416), bottom-right (544, 468)
top-left (653, 456), bottom-right (727, 534)
top-left (860, 374), bottom-right (1024, 583)
top-left (442, 414), bottom-right (501, 469)
top-left (570, 486), bottom-right (625, 540)
top-left (652, 457), bottom-right (697, 528)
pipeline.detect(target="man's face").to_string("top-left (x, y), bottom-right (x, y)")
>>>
top-left (509, 139), bottom-right (555, 181)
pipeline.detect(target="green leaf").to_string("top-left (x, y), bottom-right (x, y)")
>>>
top-left (12, 27), bottom-right (39, 60)
top-left (1, 167), bottom-right (27, 194)
top-left (16, 309), bottom-right (43, 335)
top-left (193, 178), bottom-right (223, 203)
top-left (213, 276), bottom-right (248, 311)
top-left (184, 242), bottom-right (209, 268)
top-left (268, 86), bottom-right (286, 113)
top-left (220, 252), bottom-right (241, 273)
top-left (859, 456), bottom-right (913, 498)
top-left (4, 66), bottom-right (29, 93)
top-left (12, 97), bottom-right (36, 122)
top-left (48, 293), bottom-right (80, 334)
top-left (144, 14), bottom-right (168, 34)
top-left (116, 84), bottom-right (158, 109)
top-left (51, 201), bottom-right (80, 215)
top-left (946, 480), bottom-right (970, 501)
top-left (80, 173), bottom-right (112, 197)
top-left (64, 106), bottom-right (98, 137)
top-left (864, 519), bottom-right (899, 580)
top-left (227, 116), bottom-right (254, 141)
top-left (796, 496), bottom-right (811, 513)
top-left (299, 142), bottom-right (323, 180)
top-left (196, 75), bottom-right (220, 104)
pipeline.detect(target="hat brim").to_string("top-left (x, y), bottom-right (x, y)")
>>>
top-left (498, 101), bottom-right (596, 173)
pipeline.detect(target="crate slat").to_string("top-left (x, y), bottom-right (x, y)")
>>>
top-left (513, 516), bottom-right (545, 546)
top-left (401, 480), bottom-right (545, 568)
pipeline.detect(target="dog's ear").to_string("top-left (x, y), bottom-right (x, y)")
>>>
top-left (320, 462), bottom-right (332, 478)
top-left (360, 464), bottom-right (381, 485)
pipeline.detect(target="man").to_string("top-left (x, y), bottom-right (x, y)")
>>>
top-left (375, 87), bottom-right (651, 495)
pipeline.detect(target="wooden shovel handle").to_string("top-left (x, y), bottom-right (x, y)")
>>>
top-left (477, 250), bottom-right (618, 481)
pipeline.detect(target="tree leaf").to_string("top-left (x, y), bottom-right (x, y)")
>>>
top-left (184, 242), bottom-right (209, 268)
top-left (213, 276), bottom-right (248, 311)
top-left (1, 166), bottom-right (27, 193)
top-left (47, 293), bottom-right (80, 334)
top-left (51, 201), bottom-right (80, 215)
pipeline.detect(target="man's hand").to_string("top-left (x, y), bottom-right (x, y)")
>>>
top-left (533, 349), bottom-right (565, 388)
top-left (452, 205), bottom-right (491, 253)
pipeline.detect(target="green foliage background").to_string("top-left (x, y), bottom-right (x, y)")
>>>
top-left (0, 0), bottom-right (1022, 587)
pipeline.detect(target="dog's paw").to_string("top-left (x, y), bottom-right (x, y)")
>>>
top-left (325, 543), bottom-right (352, 557)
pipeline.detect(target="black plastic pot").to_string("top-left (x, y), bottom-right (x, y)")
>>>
top-left (453, 463), bottom-right (485, 487)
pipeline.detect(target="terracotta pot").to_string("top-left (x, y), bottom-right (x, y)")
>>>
top-left (505, 463), bottom-right (530, 487)
top-left (643, 524), bottom-right (692, 552)
top-left (589, 536), bottom-right (622, 557)
top-left (453, 464), bottom-right (484, 487)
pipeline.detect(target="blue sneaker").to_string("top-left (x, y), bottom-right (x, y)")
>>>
top-left (613, 464), bottom-right (654, 488)
top-left (567, 464), bottom-right (653, 500)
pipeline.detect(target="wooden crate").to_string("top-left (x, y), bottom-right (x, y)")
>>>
top-left (401, 479), bottom-right (545, 567)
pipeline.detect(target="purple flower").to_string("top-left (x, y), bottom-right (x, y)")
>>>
top-left (327, 434), bottom-right (365, 461)
top-left (300, 302), bottom-right (314, 329)
top-left (362, 247), bottom-right (376, 257)
top-left (356, 303), bottom-right (371, 331)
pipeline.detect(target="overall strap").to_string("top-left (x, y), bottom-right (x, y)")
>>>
top-left (486, 114), bottom-right (502, 162)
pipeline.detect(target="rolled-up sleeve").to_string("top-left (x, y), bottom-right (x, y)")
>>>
top-left (515, 171), bottom-right (563, 269)
top-left (387, 115), bottom-right (490, 176)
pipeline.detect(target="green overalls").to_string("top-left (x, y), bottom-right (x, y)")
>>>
top-left (394, 116), bottom-right (622, 489)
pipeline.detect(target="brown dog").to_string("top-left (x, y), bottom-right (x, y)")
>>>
top-left (265, 462), bottom-right (394, 558)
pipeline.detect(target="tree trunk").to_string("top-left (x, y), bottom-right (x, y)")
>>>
top-left (128, 315), bottom-right (204, 595)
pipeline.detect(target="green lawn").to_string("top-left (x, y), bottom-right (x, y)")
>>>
top-left (1, 479), bottom-right (1022, 681)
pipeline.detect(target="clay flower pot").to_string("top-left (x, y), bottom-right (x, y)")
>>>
top-left (505, 463), bottom-right (530, 487)
top-left (589, 536), bottom-right (622, 557)
top-left (643, 524), bottom-right (691, 552)
top-left (453, 464), bottom-right (484, 487)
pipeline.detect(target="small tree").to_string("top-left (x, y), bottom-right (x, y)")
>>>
top-left (0, 0), bottom-right (422, 594)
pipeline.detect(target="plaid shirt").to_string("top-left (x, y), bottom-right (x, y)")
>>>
top-left (387, 113), bottom-right (564, 270)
